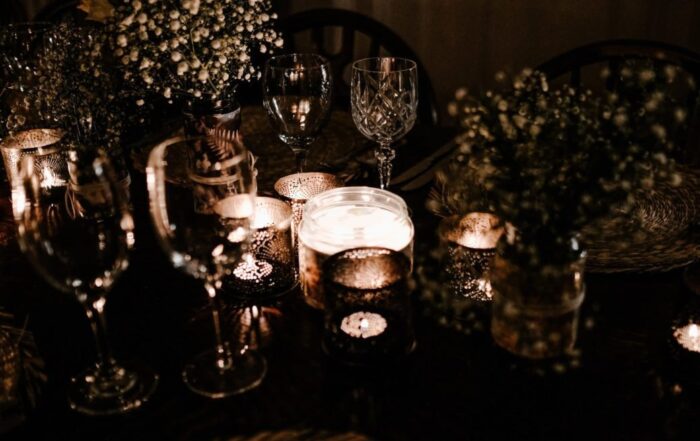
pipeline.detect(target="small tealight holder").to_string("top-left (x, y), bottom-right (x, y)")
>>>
top-left (439, 212), bottom-right (503, 301)
top-left (274, 172), bottom-right (343, 247)
top-left (216, 196), bottom-right (297, 302)
top-left (322, 247), bottom-right (415, 365)
top-left (0, 128), bottom-right (66, 190)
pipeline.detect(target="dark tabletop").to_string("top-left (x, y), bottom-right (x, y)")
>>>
top-left (2, 112), bottom-right (700, 441)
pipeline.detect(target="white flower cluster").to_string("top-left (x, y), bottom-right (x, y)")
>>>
top-left (439, 62), bottom-right (690, 248)
top-left (110, 0), bottom-right (282, 101)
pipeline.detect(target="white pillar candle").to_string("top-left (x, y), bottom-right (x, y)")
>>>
top-left (298, 187), bottom-right (414, 309)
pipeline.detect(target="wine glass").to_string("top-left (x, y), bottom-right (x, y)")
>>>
top-left (351, 57), bottom-right (418, 189)
top-left (12, 148), bottom-right (158, 415)
top-left (147, 133), bottom-right (266, 398)
top-left (262, 53), bottom-right (333, 172)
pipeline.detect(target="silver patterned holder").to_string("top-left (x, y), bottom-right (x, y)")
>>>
top-left (322, 247), bottom-right (415, 365)
top-left (217, 196), bottom-right (298, 302)
top-left (439, 212), bottom-right (503, 301)
top-left (274, 172), bottom-right (343, 248)
top-left (0, 128), bottom-right (66, 189)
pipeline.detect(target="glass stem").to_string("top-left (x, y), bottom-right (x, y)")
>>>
top-left (375, 142), bottom-right (396, 190)
top-left (292, 148), bottom-right (308, 173)
top-left (82, 294), bottom-right (118, 377)
top-left (204, 282), bottom-right (234, 372)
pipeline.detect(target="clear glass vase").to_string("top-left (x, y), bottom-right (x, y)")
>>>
top-left (182, 96), bottom-right (242, 174)
top-left (490, 235), bottom-right (586, 359)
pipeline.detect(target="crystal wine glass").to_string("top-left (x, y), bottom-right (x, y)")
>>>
top-left (262, 53), bottom-right (333, 172)
top-left (351, 57), bottom-right (418, 189)
top-left (147, 133), bottom-right (266, 398)
top-left (12, 149), bottom-right (158, 415)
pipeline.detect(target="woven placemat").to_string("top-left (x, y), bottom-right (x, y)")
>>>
top-left (583, 167), bottom-right (700, 273)
top-left (131, 107), bottom-right (368, 192)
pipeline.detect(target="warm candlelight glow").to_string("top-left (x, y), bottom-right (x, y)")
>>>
top-left (298, 187), bottom-right (413, 309)
top-left (291, 98), bottom-right (311, 129)
top-left (448, 212), bottom-right (503, 249)
top-left (1, 128), bottom-right (66, 189)
top-left (340, 311), bottom-right (387, 339)
top-left (674, 323), bottom-right (700, 353)
top-left (40, 165), bottom-right (62, 188)
top-left (302, 205), bottom-right (413, 255)
top-left (213, 194), bottom-right (255, 221)
top-left (233, 254), bottom-right (274, 281)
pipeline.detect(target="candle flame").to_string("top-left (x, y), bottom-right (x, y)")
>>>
top-left (340, 311), bottom-right (387, 339)
top-left (674, 322), bottom-right (700, 353)
top-left (233, 255), bottom-right (273, 281)
top-left (40, 165), bottom-right (61, 188)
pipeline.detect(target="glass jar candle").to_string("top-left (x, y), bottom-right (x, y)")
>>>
top-left (322, 247), bottom-right (414, 365)
top-left (298, 186), bottom-right (414, 309)
top-left (439, 212), bottom-right (503, 301)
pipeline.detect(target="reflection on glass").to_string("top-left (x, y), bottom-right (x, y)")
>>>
top-left (263, 53), bottom-right (332, 171)
top-left (147, 134), bottom-right (266, 398)
top-left (351, 57), bottom-right (418, 189)
top-left (13, 149), bottom-right (157, 415)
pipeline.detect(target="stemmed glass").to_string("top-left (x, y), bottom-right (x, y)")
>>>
top-left (12, 149), bottom-right (158, 415)
top-left (262, 53), bottom-right (333, 172)
top-left (147, 133), bottom-right (266, 398)
top-left (351, 57), bottom-right (418, 189)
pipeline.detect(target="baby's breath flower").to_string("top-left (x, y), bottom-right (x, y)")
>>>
top-left (442, 61), bottom-right (686, 249)
top-left (108, 0), bottom-right (282, 101)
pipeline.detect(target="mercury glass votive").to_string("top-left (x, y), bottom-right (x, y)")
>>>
top-left (274, 172), bottom-right (343, 247)
top-left (298, 186), bottom-right (414, 309)
top-left (439, 212), bottom-right (503, 301)
top-left (216, 196), bottom-right (298, 302)
top-left (0, 128), bottom-right (66, 189)
top-left (322, 247), bottom-right (415, 365)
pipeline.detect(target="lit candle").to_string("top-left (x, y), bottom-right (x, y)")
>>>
top-left (674, 323), bottom-right (700, 353)
top-left (1, 128), bottom-right (65, 189)
top-left (322, 247), bottom-right (414, 364)
top-left (302, 204), bottom-right (413, 255)
top-left (298, 187), bottom-right (414, 309)
top-left (233, 254), bottom-right (274, 281)
top-left (340, 311), bottom-right (387, 339)
top-left (217, 196), bottom-right (297, 301)
top-left (448, 212), bottom-right (503, 249)
top-left (40, 165), bottom-right (62, 188)
top-left (274, 172), bottom-right (343, 249)
top-left (440, 212), bottom-right (503, 301)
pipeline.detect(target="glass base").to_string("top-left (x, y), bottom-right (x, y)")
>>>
top-left (182, 349), bottom-right (267, 399)
top-left (68, 362), bottom-right (159, 416)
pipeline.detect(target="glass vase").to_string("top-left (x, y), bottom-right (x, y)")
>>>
top-left (490, 235), bottom-right (586, 359)
top-left (182, 96), bottom-right (242, 175)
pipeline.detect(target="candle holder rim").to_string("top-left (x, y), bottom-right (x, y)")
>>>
top-left (214, 195), bottom-right (292, 230)
top-left (0, 128), bottom-right (65, 152)
top-left (300, 186), bottom-right (412, 246)
top-left (250, 195), bottom-right (293, 230)
top-left (273, 171), bottom-right (343, 202)
top-left (438, 212), bottom-right (504, 250)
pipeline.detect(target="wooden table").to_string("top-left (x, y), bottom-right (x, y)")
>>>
top-left (2, 114), bottom-right (700, 441)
